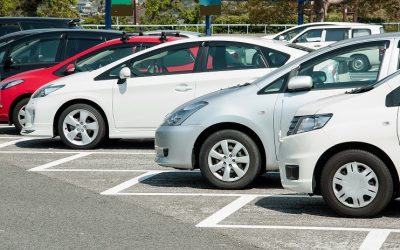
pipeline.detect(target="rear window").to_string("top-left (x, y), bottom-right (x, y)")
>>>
top-left (325, 29), bottom-right (348, 42)
top-left (0, 23), bottom-right (20, 37)
top-left (352, 29), bottom-right (371, 38)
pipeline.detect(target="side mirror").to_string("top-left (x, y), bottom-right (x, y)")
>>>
top-left (278, 35), bottom-right (285, 41)
top-left (4, 57), bottom-right (13, 69)
top-left (119, 67), bottom-right (131, 79)
top-left (287, 76), bottom-right (313, 91)
top-left (64, 63), bottom-right (76, 75)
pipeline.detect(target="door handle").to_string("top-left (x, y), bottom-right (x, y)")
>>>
top-left (175, 84), bottom-right (193, 92)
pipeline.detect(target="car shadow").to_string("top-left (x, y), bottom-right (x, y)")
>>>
top-left (140, 171), bottom-right (283, 190)
top-left (0, 126), bottom-right (19, 135)
top-left (14, 137), bottom-right (155, 150)
top-left (255, 195), bottom-right (400, 218)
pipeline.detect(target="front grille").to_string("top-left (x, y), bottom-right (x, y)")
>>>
top-left (287, 116), bottom-right (300, 136)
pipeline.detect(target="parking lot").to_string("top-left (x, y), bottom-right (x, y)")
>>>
top-left (1, 123), bottom-right (399, 249)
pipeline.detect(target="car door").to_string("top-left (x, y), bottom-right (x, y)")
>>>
top-left (293, 29), bottom-right (324, 49)
top-left (273, 40), bottom-right (390, 157)
top-left (1, 33), bottom-right (63, 79)
top-left (195, 41), bottom-right (278, 97)
top-left (111, 42), bottom-right (202, 131)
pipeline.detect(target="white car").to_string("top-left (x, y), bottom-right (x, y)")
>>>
top-left (279, 70), bottom-right (400, 217)
top-left (154, 33), bottom-right (400, 190)
top-left (262, 22), bottom-right (377, 41)
top-left (290, 24), bottom-right (384, 72)
top-left (21, 36), bottom-right (308, 149)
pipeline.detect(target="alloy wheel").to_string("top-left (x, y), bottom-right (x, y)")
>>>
top-left (62, 109), bottom-right (99, 146)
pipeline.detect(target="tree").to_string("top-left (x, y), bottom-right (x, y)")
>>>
top-left (0, 0), bottom-right (22, 16)
top-left (37, 0), bottom-right (79, 18)
top-left (313, 0), bottom-right (353, 21)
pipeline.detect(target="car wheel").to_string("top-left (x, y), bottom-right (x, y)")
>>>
top-left (12, 97), bottom-right (30, 133)
top-left (199, 130), bottom-right (261, 189)
top-left (349, 54), bottom-right (370, 72)
top-left (320, 149), bottom-right (393, 217)
top-left (58, 104), bottom-right (106, 149)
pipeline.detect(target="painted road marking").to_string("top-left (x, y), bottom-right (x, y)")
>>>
top-left (0, 150), bottom-right (154, 155)
top-left (0, 138), bottom-right (34, 148)
top-left (359, 229), bottom-right (391, 250)
top-left (196, 195), bottom-right (258, 227)
top-left (28, 152), bottom-right (92, 171)
top-left (100, 171), bottom-right (163, 195)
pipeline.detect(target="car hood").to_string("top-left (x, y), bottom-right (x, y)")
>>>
top-left (1, 68), bottom-right (47, 82)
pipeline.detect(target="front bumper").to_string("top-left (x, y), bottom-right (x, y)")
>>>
top-left (21, 98), bottom-right (56, 137)
top-left (155, 124), bottom-right (204, 169)
top-left (278, 129), bottom-right (332, 194)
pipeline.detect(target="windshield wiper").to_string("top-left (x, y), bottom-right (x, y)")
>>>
top-left (345, 85), bottom-right (374, 94)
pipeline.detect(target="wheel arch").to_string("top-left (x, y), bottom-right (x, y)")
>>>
top-left (313, 142), bottom-right (400, 196)
top-left (192, 122), bottom-right (266, 172)
top-left (53, 99), bottom-right (109, 137)
top-left (9, 93), bottom-right (32, 125)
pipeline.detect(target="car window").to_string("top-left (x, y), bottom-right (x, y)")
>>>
top-left (128, 45), bottom-right (199, 76)
top-left (258, 74), bottom-right (289, 94)
top-left (20, 21), bottom-right (64, 30)
top-left (75, 46), bottom-right (136, 72)
top-left (352, 29), bottom-right (371, 38)
top-left (10, 35), bottom-right (61, 64)
top-left (65, 38), bottom-right (102, 58)
top-left (262, 48), bottom-right (290, 68)
top-left (274, 27), bottom-right (305, 41)
top-left (296, 29), bottom-right (322, 43)
top-left (297, 41), bottom-right (388, 90)
top-left (206, 44), bottom-right (266, 71)
top-left (325, 29), bottom-right (348, 42)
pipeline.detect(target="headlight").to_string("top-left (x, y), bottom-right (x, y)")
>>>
top-left (32, 84), bottom-right (65, 98)
top-left (163, 101), bottom-right (208, 126)
top-left (0, 79), bottom-right (24, 90)
top-left (287, 114), bottom-right (332, 135)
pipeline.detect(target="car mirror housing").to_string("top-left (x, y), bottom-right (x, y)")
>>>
top-left (278, 35), bottom-right (285, 41)
top-left (64, 64), bottom-right (76, 75)
top-left (119, 67), bottom-right (131, 80)
top-left (287, 76), bottom-right (313, 92)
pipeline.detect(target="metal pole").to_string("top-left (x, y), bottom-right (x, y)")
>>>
top-left (205, 15), bottom-right (212, 36)
top-left (105, 0), bottom-right (112, 30)
top-left (298, 0), bottom-right (304, 25)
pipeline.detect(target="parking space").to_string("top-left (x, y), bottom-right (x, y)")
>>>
top-left (1, 124), bottom-right (399, 249)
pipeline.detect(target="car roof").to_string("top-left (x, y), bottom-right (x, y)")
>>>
top-left (299, 24), bottom-right (382, 31)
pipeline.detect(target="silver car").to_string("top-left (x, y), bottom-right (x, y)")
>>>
top-left (155, 32), bottom-right (400, 189)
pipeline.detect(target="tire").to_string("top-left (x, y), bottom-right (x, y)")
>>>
top-left (58, 104), bottom-right (106, 149)
top-left (349, 54), bottom-right (370, 72)
top-left (12, 97), bottom-right (30, 133)
top-left (199, 130), bottom-right (261, 189)
top-left (320, 149), bottom-right (393, 218)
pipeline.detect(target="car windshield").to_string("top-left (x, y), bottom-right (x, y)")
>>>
top-left (76, 47), bottom-right (136, 72)
top-left (274, 27), bottom-right (306, 41)
top-left (346, 69), bottom-right (400, 94)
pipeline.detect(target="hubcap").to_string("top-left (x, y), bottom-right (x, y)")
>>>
top-left (332, 162), bottom-right (378, 208)
top-left (207, 139), bottom-right (250, 182)
top-left (352, 58), bottom-right (365, 71)
top-left (18, 105), bottom-right (26, 128)
top-left (62, 109), bottom-right (99, 146)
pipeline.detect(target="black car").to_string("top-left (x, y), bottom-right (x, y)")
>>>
top-left (0, 17), bottom-right (81, 37)
top-left (0, 29), bottom-right (126, 80)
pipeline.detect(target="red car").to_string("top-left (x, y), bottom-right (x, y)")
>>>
top-left (0, 34), bottom-right (181, 131)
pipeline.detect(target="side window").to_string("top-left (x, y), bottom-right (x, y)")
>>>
top-left (296, 29), bottom-right (322, 43)
top-left (297, 41), bottom-right (388, 90)
top-left (258, 74), bottom-right (289, 94)
top-left (65, 38), bottom-right (102, 58)
top-left (206, 43), bottom-right (266, 71)
top-left (262, 48), bottom-right (290, 67)
top-left (0, 48), bottom-right (5, 63)
top-left (352, 29), bottom-right (371, 38)
top-left (20, 22), bottom-right (59, 30)
top-left (10, 36), bottom-right (61, 64)
top-left (0, 23), bottom-right (20, 37)
top-left (325, 29), bottom-right (349, 42)
top-left (130, 45), bottom-right (199, 76)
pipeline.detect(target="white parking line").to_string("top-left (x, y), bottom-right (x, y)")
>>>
top-left (37, 169), bottom-right (169, 172)
top-left (0, 150), bottom-right (154, 155)
top-left (28, 152), bottom-right (92, 171)
top-left (196, 195), bottom-right (258, 227)
top-left (359, 229), bottom-right (391, 250)
top-left (100, 171), bottom-right (163, 195)
top-left (0, 138), bottom-right (34, 148)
